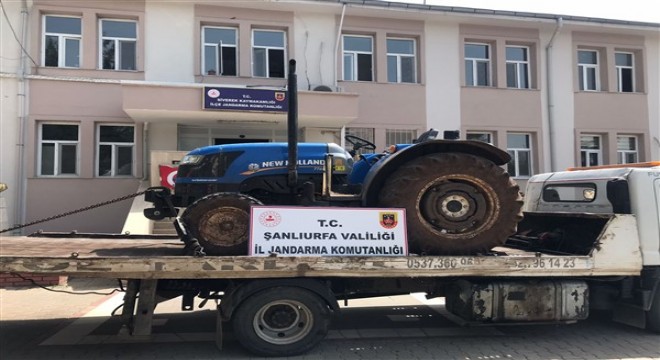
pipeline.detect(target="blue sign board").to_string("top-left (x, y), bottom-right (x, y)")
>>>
top-left (203, 87), bottom-right (288, 113)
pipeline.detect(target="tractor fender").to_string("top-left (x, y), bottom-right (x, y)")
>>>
top-left (218, 278), bottom-right (340, 321)
top-left (361, 139), bottom-right (511, 206)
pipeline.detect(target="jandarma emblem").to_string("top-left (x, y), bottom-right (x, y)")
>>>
top-left (379, 212), bottom-right (398, 229)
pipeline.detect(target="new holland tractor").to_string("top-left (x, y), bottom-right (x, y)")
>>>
top-left (144, 60), bottom-right (523, 256)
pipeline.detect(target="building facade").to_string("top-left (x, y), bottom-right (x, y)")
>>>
top-left (1, 0), bottom-right (658, 234)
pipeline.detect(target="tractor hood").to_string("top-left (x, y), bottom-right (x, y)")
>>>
top-left (176, 143), bottom-right (352, 185)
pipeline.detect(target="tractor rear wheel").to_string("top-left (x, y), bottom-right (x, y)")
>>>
top-left (181, 193), bottom-right (262, 255)
top-left (378, 153), bottom-right (523, 255)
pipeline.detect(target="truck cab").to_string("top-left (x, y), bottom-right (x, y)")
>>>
top-left (516, 162), bottom-right (660, 332)
top-left (523, 162), bottom-right (660, 266)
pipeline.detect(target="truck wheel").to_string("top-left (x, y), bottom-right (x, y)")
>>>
top-left (181, 193), bottom-right (262, 256)
top-left (232, 287), bottom-right (331, 357)
top-left (378, 153), bottom-right (523, 255)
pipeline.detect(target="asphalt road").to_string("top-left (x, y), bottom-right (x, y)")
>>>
top-left (1, 278), bottom-right (659, 360)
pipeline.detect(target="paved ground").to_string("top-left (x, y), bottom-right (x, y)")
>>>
top-left (1, 277), bottom-right (659, 360)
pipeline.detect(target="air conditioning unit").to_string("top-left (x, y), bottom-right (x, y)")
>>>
top-left (312, 84), bottom-right (333, 92)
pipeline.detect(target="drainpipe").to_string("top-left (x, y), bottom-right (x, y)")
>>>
top-left (545, 17), bottom-right (563, 172)
top-left (333, 3), bottom-right (346, 92)
top-left (15, 0), bottom-right (29, 232)
top-left (142, 122), bottom-right (149, 181)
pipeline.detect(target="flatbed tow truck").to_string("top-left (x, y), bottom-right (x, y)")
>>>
top-left (1, 162), bottom-right (659, 357)
top-left (1, 62), bottom-right (659, 356)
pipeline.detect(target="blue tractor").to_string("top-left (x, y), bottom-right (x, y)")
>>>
top-left (144, 60), bottom-right (523, 256)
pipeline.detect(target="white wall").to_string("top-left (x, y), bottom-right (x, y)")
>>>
top-left (546, 31), bottom-right (575, 171)
top-left (424, 21), bottom-right (461, 133)
top-left (293, 12), bottom-right (337, 91)
top-left (0, 0), bottom-right (28, 231)
top-left (646, 34), bottom-right (660, 160)
top-left (144, 1), bottom-right (195, 82)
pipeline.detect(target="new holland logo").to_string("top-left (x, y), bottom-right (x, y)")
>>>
top-left (379, 212), bottom-right (398, 229)
top-left (275, 92), bottom-right (286, 101)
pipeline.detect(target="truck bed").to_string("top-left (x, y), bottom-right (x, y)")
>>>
top-left (0, 214), bottom-right (642, 279)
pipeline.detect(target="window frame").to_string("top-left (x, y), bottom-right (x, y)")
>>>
top-left (507, 133), bottom-right (532, 178)
top-left (385, 129), bottom-right (417, 145)
top-left (386, 37), bottom-right (417, 84)
top-left (251, 29), bottom-right (286, 78)
top-left (37, 123), bottom-right (80, 177)
top-left (577, 49), bottom-right (600, 91)
top-left (617, 135), bottom-right (639, 164)
top-left (344, 127), bottom-right (375, 155)
top-left (202, 26), bottom-right (238, 76)
top-left (615, 51), bottom-right (635, 93)
top-left (99, 18), bottom-right (138, 71)
top-left (342, 34), bottom-right (374, 82)
top-left (42, 15), bottom-right (82, 68)
top-left (505, 45), bottom-right (531, 89)
top-left (96, 124), bottom-right (136, 177)
top-left (464, 42), bottom-right (491, 87)
top-left (466, 131), bottom-right (494, 145)
top-left (580, 134), bottom-right (603, 167)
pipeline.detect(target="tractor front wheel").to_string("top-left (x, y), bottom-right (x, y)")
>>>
top-left (378, 153), bottom-right (523, 255)
top-left (181, 193), bottom-right (262, 256)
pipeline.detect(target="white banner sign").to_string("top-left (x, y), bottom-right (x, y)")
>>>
top-left (249, 206), bottom-right (408, 257)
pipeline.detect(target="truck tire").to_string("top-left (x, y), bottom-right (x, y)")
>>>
top-left (181, 192), bottom-right (262, 256)
top-left (232, 286), bottom-right (331, 357)
top-left (378, 153), bottom-right (523, 255)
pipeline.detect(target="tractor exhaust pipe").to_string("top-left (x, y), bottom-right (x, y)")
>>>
top-left (287, 59), bottom-right (298, 190)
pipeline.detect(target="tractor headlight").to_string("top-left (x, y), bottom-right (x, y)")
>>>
top-left (180, 155), bottom-right (204, 165)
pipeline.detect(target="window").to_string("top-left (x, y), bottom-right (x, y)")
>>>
top-left (543, 184), bottom-right (597, 203)
top-left (387, 38), bottom-right (416, 83)
top-left (507, 133), bottom-right (532, 177)
top-left (43, 15), bottom-right (81, 68)
top-left (345, 127), bottom-right (374, 155)
top-left (386, 129), bottom-right (416, 145)
top-left (467, 132), bottom-right (493, 145)
top-left (252, 30), bottom-right (285, 78)
top-left (578, 50), bottom-right (599, 91)
top-left (617, 136), bottom-right (638, 164)
top-left (506, 46), bottom-right (530, 89)
top-left (616, 52), bottom-right (635, 93)
top-left (100, 19), bottom-right (137, 70)
top-left (97, 125), bottom-right (135, 177)
top-left (203, 27), bottom-right (237, 76)
top-left (38, 124), bottom-right (79, 176)
top-left (465, 43), bottom-right (490, 86)
top-left (343, 35), bottom-right (373, 82)
top-left (580, 135), bottom-right (602, 167)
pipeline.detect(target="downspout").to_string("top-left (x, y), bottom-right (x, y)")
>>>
top-left (15, 0), bottom-right (29, 232)
top-left (545, 17), bottom-right (563, 172)
top-left (333, 3), bottom-right (346, 92)
top-left (334, 3), bottom-right (346, 149)
top-left (142, 122), bottom-right (149, 181)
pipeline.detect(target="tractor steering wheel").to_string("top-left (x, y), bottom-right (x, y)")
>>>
top-left (345, 134), bottom-right (377, 156)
